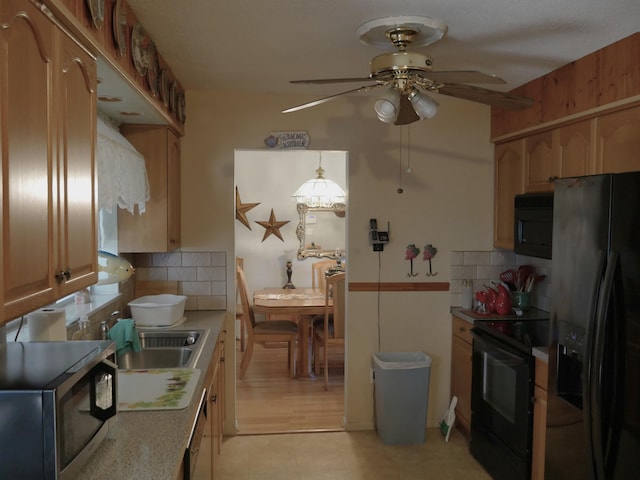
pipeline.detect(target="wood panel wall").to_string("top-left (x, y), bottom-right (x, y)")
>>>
top-left (491, 33), bottom-right (640, 138)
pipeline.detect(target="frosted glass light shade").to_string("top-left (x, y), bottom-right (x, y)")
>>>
top-left (374, 87), bottom-right (401, 123)
top-left (409, 90), bottom-right (439, 119)
top-left (292, 166), bottom-right (346, 208)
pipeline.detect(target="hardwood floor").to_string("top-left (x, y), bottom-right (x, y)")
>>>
top-left (235, 340), bottom-right (344, 434)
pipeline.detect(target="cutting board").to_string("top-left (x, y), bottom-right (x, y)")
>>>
top-left (118, 368), bottom-right (201, 411)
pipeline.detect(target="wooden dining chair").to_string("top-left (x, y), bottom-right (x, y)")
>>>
top-left (236, 265), bottom-right (299, 379)
top-left (312, 259), bottom-right (338, 291)
top-left (235, 257), bottom-right (246, 352)
top-left (312, 272), bottom-right (346, 390)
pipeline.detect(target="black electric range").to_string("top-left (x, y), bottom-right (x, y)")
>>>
top-left (458, 307), bottom-right (551, 353)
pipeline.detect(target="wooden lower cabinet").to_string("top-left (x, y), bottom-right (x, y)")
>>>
top-left (190, 329), bottom-right (225, 480)
top-left (531, 356), bottom-right (549, 480)
top-left (451, 315), bottom-right (473, 439)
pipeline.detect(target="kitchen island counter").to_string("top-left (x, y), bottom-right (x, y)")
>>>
top-left (74, 310), bottom-right (227, 480)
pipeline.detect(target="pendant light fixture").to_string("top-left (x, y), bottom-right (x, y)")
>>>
top-left (292, 152), bottom-right (346, 207)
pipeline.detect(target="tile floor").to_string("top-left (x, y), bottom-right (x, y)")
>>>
top-left (215, 428), bottom-right (492, 479)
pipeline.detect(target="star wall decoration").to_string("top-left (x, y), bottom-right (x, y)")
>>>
top-left (235, 187), bottom-right (260, 230)
top-left (255, 209), bottom-right (290, 242)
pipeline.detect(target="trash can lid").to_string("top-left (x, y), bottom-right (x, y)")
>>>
top-left (372, 351), bottom-right (432, 369)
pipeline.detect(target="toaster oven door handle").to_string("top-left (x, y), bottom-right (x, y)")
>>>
top-left (90, 363), bottom-right (118, 421)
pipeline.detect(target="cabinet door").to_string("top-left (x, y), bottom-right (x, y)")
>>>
top-left (1, 1), bottom-right (58, 320)
top-left (532, 385), bottom-right (548, 480)
top-left (494, 139), bottom-right (524, 249)
top-left (452, 334), bottom-right (473, 436)
top-left (525, 130), bottom-right (557, 192)
top-left (167, 130), bottom-right (181, 249)
top-left (118, 125), bottom-right (181, 252)
top-left (557, 118), bottom-right (597, 177)
top-left (56, 29), bottom-right (98, 296)
top-left (596, 105), bottom-right (640, 173)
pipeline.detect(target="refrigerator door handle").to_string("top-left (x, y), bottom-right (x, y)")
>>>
top-left (590, 250), bottom-right (618, 479)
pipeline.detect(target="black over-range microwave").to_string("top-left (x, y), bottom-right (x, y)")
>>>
top-left (513, 191), bottom-right (553, 259)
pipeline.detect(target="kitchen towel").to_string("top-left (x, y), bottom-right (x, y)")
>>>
top-left (107, 318), bottom-right (141, 354)
top-left (28, 308), bottom-right (67, 341)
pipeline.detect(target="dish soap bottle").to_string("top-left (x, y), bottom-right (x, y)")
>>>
top-left (71, 315), bottom-right (90, 340)
top-left (461, 279), bottom-right (473, 309)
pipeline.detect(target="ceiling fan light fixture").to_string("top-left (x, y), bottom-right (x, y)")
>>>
top-left (374, 86), bottom-right (401, 123)
top-left (409, 89), bottom-right (439, 119)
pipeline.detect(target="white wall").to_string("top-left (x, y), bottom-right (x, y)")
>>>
top-left (181, 89), bottom-right (495, 432)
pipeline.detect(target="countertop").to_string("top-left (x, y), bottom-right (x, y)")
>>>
top-left (74, 310), bottom-right (227, 480)
top-left (451, 306), bottom-right (550, 362)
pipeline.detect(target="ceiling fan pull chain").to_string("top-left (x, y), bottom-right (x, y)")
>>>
top-left (406, 126), bottom-right (412, 174)
top-left (397, 127), bottom-right (404, 194)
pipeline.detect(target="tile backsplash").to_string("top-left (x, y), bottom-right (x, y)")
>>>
top-left (129, 251), bottom-right (227, 311)
top-left (450, 250), bottom-right (552, 312)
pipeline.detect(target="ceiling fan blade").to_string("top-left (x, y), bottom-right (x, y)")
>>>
top-left (291, 77), bottom-right (375, 85)
top-left (282, 84), bottom-right (385, 113)
top-left (394, 95), bottom-right (420, 125)
top-left (437, 83), bottom-right (533, 110)
top-left (426, 70), bottom-right (506, 85)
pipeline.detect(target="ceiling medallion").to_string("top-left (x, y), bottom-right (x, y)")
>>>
top-left (356, 15), bottom-right (448, 49)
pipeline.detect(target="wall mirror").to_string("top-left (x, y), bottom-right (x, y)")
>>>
top-left (296, 203), bottom-right (346, 259)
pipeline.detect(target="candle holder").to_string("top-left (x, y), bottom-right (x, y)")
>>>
top-left (283, 261), bottom-right (296, 289)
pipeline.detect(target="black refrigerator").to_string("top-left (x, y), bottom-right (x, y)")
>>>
top-left (546, 172), bottom-right (640, 479)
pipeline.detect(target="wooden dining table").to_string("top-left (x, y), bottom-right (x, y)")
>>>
top-left (253, 288), bottom-right (331, 378)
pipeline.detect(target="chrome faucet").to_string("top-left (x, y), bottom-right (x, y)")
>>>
top-left (100, 310), bottom-right (121, 340)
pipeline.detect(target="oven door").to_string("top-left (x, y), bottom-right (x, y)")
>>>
top-left (471, 328), bottom-right (534, 467)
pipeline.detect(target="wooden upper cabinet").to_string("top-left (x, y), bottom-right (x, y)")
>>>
top-left (596, 105), bottom-right (640, 174)
top-left (1, 0), bottom-right (58, 319)
top-left (557, 118), bottom-right (598, 178)
top-left (1, 0), bottom-right (97, 322)
top-left (56, 27), bottom-right (98, 297)
top-left (525, 130), bottom-right (557, 192)
top-left (118, 125), bottom-right (181, 253)
top-left (494, 139), bottom-right (525, 249)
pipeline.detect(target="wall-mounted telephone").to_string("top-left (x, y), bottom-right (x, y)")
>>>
top-left (369, 218), bottom-right (390, 251)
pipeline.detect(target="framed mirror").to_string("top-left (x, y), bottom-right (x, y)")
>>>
top-left (296, 203), bottom-right (346, 259)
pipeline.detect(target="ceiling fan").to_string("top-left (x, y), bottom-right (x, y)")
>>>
top-left (282, 16), bottom-right (533, 125)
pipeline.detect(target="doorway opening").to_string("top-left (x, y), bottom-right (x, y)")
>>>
top-left (234, 149), bottom-right (348, 434)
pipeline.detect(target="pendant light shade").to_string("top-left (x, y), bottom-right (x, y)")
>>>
top-left (293, 153), bottom-right (346, 208)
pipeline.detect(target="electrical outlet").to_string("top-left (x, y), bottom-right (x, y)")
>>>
top-left (373, 243), bottom-right (384, 252)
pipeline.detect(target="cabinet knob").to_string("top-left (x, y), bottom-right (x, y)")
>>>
top-left (211, 393), bottom-right (217, 404)
top-left (64, 268), bottom-right (71, 280)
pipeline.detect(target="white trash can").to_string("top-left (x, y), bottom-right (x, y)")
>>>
top-left (372, 351), bottom-right (432, 445)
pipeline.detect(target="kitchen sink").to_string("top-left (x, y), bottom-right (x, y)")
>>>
top-left (116, 329), bottom-right (208, 370)
top-left (137, 330), bottom-right (204, 348)
top-left (117, 347), bottom-right (193, 369)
